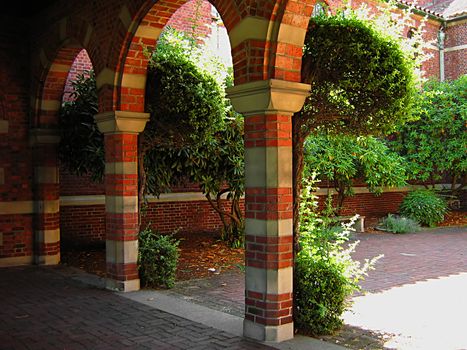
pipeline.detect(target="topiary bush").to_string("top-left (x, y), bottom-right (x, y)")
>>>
top-left (138, 227), bottom-right (179, 289)
top-left (377, 214), bottom-right (421, 234)
top-left (399, 190), bottom-right (448, 227)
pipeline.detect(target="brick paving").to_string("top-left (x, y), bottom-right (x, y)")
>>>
top-left (1, 226), bottom-right (465, 350)
top-left (351, 226), bottom-right (467, 293)
top-left (0, 266), bottom-right (272, 350)
top-left (162, 271), bottom-right (245, 318)
top-left (165, 226), bottom-right (467, 315)
top-left (164, 226), bottom-right (467, 350)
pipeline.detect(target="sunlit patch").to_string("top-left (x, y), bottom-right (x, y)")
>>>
top-left (344, 272), bottom-right (467, 349)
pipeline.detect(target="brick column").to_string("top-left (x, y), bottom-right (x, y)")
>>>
top-left (95, 110), bottom-right (149, 292)
top-left (228, 80), bottom-right (310, 342)
top-left (30, 129), bottom-right (61, 265)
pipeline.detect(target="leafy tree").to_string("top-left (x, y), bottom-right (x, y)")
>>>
top-left (304, 134), bottom-right (407, 213)
top-left (59, 70), bottom-right (104, 181)
top-left (141, 28), bottom-right (244, 245)
top-left (293, 6), bottom-right (424, 241)
top-left (389, 76), bottom-right (467, 195)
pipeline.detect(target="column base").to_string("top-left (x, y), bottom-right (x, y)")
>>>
top-left (35, 253), bottom-right (60, 265)
top-left (106, 278), bottom-right (140, 292)
top-left (243, 319), bottom-right (294, 342)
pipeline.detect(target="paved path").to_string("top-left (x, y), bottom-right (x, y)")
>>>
top-left (163, 226), bottom-right (467, 350)
top-left (1, 226), bottom-right (465, 350)
top-left (351, 226), bottom-right (467, 293)
top-left (164, 226), bottom-right (467, 315)
top-left (0, 266), bottom-right (272, 350)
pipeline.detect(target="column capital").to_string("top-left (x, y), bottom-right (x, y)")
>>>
top-left (95, 110), bottom-right (150, 134)
top-left (226, 79), bottom-right (310, 116)
top-left (29, 128), bottom-right (60, 146)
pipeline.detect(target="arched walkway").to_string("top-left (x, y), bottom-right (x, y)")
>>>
top-left (30, 0), bottom-right (317, 342)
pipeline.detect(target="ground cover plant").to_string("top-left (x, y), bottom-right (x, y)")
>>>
top-left (377, 214), bottom-right (421, 233)
top-left (399, 189), bottom-right (448, 227)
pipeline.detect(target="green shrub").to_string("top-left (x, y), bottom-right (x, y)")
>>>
top-left (294, 177), bottom-right (381, 335)
top-left (138, 227), bottom-right (179, 289)
top-left (400, 190), bottom-right (448, 227)
top-left (295, 244), bottom-right (352, 335)
top-left (378, 214), bottom-right (421, 234)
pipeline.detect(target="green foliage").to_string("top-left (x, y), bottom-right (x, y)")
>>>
top-left (399, 189), bottom-right (448, 227)
top-left (59, 70), bottom-right (104, 182)
top-left (295, 257), bottom-right (350, 334)
top-left (304, 133), bottom-right (407, 212)
top-left (138, 227), bottom-right (179, 289)
top-left (389, 76), bottom-right (467, 194)
top-left (292, 6), bottom-right (423, 238)
top-left (144, 112), bottom-right (245, 247)
top-left (142, 28), bottom-right (245, 246)
top-left (295, 177), bottom-right (381, 335)
top-left (377, 214), bottom-right (421, 234)
top-left (298, 11), bottom-right (417, 138)
top-left (144, 28), bottom-right (226, 149)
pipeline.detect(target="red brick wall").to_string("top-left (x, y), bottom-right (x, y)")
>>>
top-left (60, 205), bottom-right (105, 248)
top-left (445, 21), bottom-right (467, 80)
top-left (60, 168), bottom-right (105, 196)
top-left (59, 189), bottom-right (408, 247)
top-left (166, 0), bottom-right (213, 40)
top-left (62, 50), bottom-right (93, 102)
top-left (0, 215), bottom-right (33, 258)
top-left (0, 17), bottom-right (34, 259)
top-left (60, 199), bottom-right (241, 247)
top-left (319, 191), bottom-right (406, 218)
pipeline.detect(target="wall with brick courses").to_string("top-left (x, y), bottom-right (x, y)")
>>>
top-left (59, 189), bottom-right (408, 247)
top-left (0, 17), bottom-right (34, 260)
top-left (59, 199), bottom-right (242, 248)
top-left (445, 20), bottom-right (467, 80)
top-left (62, 50), bottom-right (93, 102)
top-left (166, 0), bottom-right (213, 39)
top-left (1, 0), bottom-right (463, 265)
top-left (60, 205), bottom-right (106, 248)
top-left (319, 191), bottom-right (406, 217)
top-left (60, 169), bottom-right (105, 196)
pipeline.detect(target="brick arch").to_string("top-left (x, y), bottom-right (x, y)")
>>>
top-left (35, 46), bottom-right (84, 128)
top-left (226, 0), bottom-right (315, 84)
top-left (30, 16), bottom-right (100, 128)
top-left (112, 0), bottom-right (212, 113)
top-left (112, 0), bottom-right (316, 112)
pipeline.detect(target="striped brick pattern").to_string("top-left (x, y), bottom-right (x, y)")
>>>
top-left (95, 111), bottom-right (149, 292)
top-left (228, 79), bottom-right (309, 341)
top-left (104, 134), bottom-right (140, 291)
top-left (30, 129), bottom-right (61, 265)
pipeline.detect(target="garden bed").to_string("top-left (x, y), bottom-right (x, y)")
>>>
top-left (61, 211), bottom-right (466, 279)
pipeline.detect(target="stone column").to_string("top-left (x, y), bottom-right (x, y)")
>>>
top-left (228, 79), bottom-right (310, 342)
top-left (30, 129), bottom-right (61, 265)
top-left (95, 110), bottom-right (149, 292)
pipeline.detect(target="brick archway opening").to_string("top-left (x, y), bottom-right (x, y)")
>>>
top-left (58, 49), bottom-right (108, 277)
top-left (32, 45), bottom-right (88, 266)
